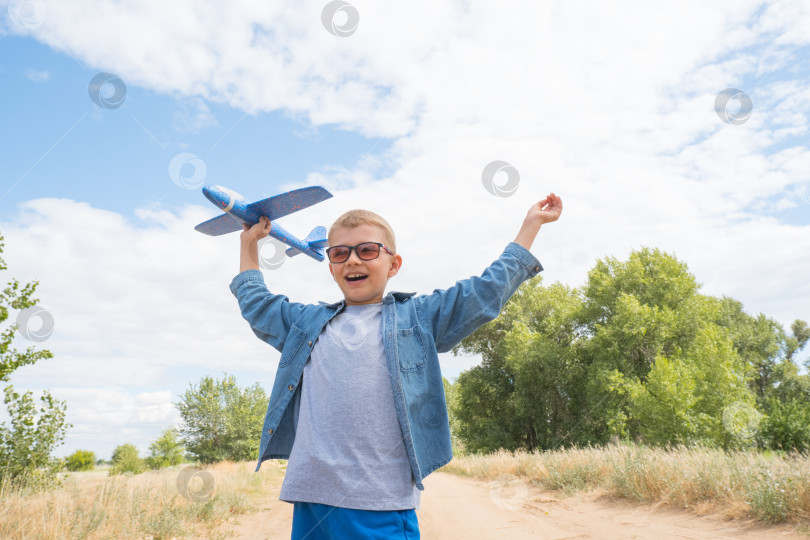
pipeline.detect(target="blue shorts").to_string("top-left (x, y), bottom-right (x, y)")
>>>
top-left (291, 502), bottom-right (420, 540)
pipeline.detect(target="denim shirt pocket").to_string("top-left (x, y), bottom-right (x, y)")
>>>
top-left (278, 325), bottom-right (307, 368)
top-left (397, 326), bottom-right (427, 373)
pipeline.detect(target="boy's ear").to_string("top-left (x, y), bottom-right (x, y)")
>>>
top-left (388, 254), bottom-right (402, 277)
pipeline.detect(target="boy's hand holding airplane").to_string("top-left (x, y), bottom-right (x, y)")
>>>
top-left (195, 185), bottom-right (332, 262)
top-left (241, 216), bottom-right (272, 243)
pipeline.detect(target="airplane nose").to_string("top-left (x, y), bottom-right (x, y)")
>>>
top-left (202, 185), bottom-right (227, 208)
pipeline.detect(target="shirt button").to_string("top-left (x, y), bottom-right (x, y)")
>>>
top-left (288, 384), bottom-right (294, 390)
top-left (308, 340), bottom-right (313, 346)
top-left (534, 266), bottom-right (541, 272)
top-left (267, 428), bottom-right (274, 434)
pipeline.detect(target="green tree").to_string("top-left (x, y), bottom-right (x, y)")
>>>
top-left (109, 443), bottom-right (145, 475)
top-left (145, 428), bottom-right (185, 469)
top-left (65, 449), bottom-right (96, 472)
top-left (759, 397), bottom-right (810, 451)
top-left (453, 278), bottom-right (586, 452)
top-left (626, 324), bottom-right (755, 447)
top-left (452, 247), bottom-right (807, 453)
top-left (786, 319), bottom-right (809, 365)
top-left (0, 387), bottom-right (69, 485)
top-left (575, 248), bottom-right (719, 444)
top-left (176, 373), bottom-right (267, 463)
top-left (714, 297), bottom-right (787, 398)
top-left (0, 232), bottom-right (70, 489)
top-left (714, 299), bottom-right (810, 449)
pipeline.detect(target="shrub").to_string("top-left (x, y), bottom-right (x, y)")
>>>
top-left (65, 450), bottom-right (96, 472)
top-left (109, 444), bottom-right (145, 475)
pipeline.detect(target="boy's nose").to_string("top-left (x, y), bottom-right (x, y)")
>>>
top-left (346, 250), bottom-right (363, 264)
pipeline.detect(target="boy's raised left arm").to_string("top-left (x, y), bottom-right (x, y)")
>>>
top-left (513, 192), bottom-right (563, 251)
top-left (415, 193), bottom-right (563, 353)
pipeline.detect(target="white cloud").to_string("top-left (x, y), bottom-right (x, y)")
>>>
top-left (171, 97), bottom-right (219, 133)
top-left (3, 0), bottom-right (810, 457)
top-left (23, 67), bottom-right (50, 81)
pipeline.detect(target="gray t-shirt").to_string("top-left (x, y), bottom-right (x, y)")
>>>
top-left (279, 302), bottom-right (421, 510)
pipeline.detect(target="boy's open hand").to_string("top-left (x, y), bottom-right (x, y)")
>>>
top-left (241, 216), bottom-right (272, 243)
top-left (526, 193), bottom-right (562, 226)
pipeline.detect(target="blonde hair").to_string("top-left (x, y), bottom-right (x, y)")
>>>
top-left (328, 209), bottom-right (396, 253)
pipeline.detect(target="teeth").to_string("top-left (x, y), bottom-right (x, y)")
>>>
top-left (347, 273), bottom-right (367, 279)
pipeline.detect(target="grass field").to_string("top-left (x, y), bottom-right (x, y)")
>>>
top-left (443, 443), bottom-right (810, 526)
top-left (2, 444), bottom-right (808, 539)
top-left (0, 461), bottom-right (287, 540)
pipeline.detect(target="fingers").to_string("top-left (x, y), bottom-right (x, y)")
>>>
top-left (242, 217), bottom-right (272, 239)
top-left (536, 193), bottom-right (562, 213)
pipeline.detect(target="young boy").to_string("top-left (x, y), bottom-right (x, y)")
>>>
top-left (230, 193), bottom-right (563, 539)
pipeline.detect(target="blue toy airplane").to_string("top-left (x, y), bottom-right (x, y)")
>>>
top-left (194, 185), bottom-right (333, 262)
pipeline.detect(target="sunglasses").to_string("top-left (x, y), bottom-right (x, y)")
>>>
top-left (325, 242), bottom-right (394, 263)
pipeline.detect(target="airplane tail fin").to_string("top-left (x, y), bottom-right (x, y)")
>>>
top-left (285, 226), bottom-right (328, 258)
top-left (304, 226), bottom-right (328, 250)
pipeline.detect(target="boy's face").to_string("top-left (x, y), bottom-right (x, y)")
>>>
top-left (328, 224), bottom-right (402, 306)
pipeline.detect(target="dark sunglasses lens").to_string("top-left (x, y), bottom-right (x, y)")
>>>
top-left (357, 243), bottom-right (381, 260)
top-left (329, 247), bottom-right (350, 262)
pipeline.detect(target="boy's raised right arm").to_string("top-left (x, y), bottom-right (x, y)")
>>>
top-left (230, 217), bottom-right (305, 353)
top-left (240, 216), bottom-right (273, 272)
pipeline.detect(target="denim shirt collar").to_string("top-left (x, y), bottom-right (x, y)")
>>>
top-left (318, 291), bottom-right (417, 309)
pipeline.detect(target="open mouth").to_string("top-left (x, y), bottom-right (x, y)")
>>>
top-left (345, 273), bottom-right (368, 282)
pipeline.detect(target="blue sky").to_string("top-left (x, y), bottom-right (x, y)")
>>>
top-left (1, 0), bottom-right (809, 460)
top-left (1, 36), bottom-right (391, 222)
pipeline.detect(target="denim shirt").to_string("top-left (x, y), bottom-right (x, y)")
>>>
top-left (229, 241), bottom-right (542, 490)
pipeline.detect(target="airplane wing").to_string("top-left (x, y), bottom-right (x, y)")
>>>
top-left (194, 213), bottom-right (244, 236)
top-left (247, 186), bottom-right (333, 221)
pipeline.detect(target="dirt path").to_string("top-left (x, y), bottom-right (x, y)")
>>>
top-left (210, 471), bottom-right (806, 539)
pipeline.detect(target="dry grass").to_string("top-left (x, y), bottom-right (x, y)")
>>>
top-left (0, 460), bottom-right (287, 540)
top-left (5, 446), bottom-right (807, 537)
top-left (441, 443), bottom-right (810, 525)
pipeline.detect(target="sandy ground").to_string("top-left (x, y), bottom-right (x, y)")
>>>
top-left (205, 471), bottom-right (807, 539)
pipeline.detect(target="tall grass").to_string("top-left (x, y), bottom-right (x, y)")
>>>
top-left (0, 460), bottom-right (287, 540)
top-left (442, 443), bottom-right (810, 524)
